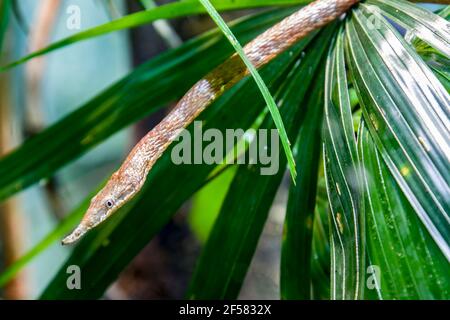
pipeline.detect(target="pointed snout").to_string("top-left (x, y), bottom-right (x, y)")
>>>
top-left (61, 223), bottom-right (88, 245)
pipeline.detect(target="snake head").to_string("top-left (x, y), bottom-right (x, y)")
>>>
top-left (62, 172), bottom-right (140, 245)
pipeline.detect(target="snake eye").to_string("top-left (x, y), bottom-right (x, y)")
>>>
top-left (105, 199), bottom-right (114, 208)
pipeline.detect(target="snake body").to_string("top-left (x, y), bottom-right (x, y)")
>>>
top-left (62, 0), bottom-right (358, 245)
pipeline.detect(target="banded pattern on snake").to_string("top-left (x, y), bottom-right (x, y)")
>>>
top-left (62, 0), bottom-right (359, 245)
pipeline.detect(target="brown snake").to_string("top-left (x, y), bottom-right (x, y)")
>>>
top-left (62, 0), bottom-right (359, 245)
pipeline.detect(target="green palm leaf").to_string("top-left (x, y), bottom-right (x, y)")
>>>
top-left (346, 6), bottom-right (450, 260)
top-left (359, 122), bottom-right (449, 299)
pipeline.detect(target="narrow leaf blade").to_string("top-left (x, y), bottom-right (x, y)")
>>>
top-left (199, 0), bottom-right (297, 180)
